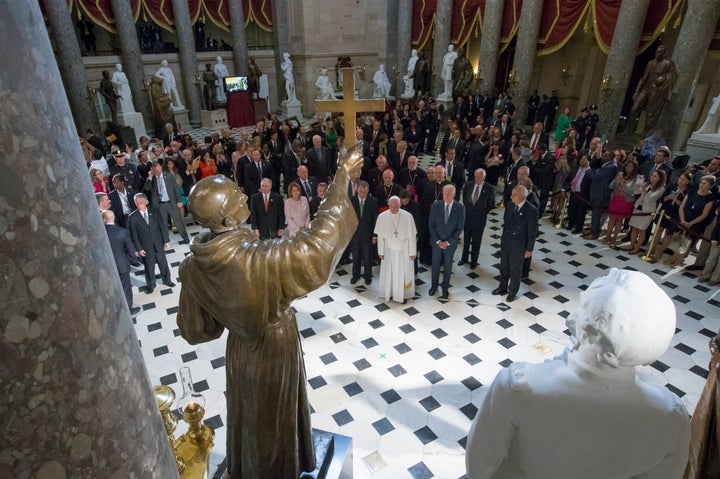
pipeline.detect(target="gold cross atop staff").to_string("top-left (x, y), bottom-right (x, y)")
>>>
top-left (315, 67), bottom-right (386, 149)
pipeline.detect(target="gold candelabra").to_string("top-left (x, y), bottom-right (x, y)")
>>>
top-left (391, 64), bottom-right (400, 79)
top-left (561, 65), bottom-right (572, 86)
top-left (193, 72), bottom-right (202, 87)
top-left (86, 85), bottom-right (97, 102)
top-left (153, 367), bottom-right (214, 479)
top-left (358, 65), bottom-right (366, 81)
top-left (507, 69), bottom-right (518, 90)
top-left (600, 74), bottom-right (613, 102)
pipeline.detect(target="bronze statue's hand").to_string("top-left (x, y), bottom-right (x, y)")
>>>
top-left (340, 144), bottom-right (364, 176)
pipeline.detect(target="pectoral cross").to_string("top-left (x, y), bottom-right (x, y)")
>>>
top-left (315, 68), bottom-right (385, 149)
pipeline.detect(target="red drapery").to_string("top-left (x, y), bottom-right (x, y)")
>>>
top-left (537, 0), bottom-right (591, 56)
top-left (68, 0), bottom-right (271, 33)
top-left (450, 0), bottom-right (483, 48)
top-left (411, 0), bottom-right (437, 51)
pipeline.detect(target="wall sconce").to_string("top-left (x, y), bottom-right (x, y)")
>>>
top-left (358, 65), bottom-right (366, 82)
top-left (391, 64), bottom-right (400, 79)
top-left (86, 85), bottom-right (97, 101)
top-left (474, 68), bottom-right (483, 86)
top-left (507, 69), bottom-right (518, 89)
top-left (193, 72), bottom-right (202, 87)
top-left (600, 74), bottom-right (613, 101)
top-left (561, 65), bottom-right (572, 86)
top-left (431, 66), bottom-right (437, 80)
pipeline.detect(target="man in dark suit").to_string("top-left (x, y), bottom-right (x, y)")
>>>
top-left (441, 127), bottom-right (465, 161)
top-left (429, 184), bottom-right (466, 299)
top-left (459, 168), bottom-right (495, 268)
top-left (162, 122), bottom-right (178, 148)
top-left (244, 148), bottom-right (272, 196)
top-left (437, 147), bottom-right (465, 199)
top-left (492, 185), bottom-right (538, 302)
top-left (108, 174), bottom-right (137, 228)
top-left (282, 139), bottom-right (305, 190)
top-left (143, 161), bottom-right (189, 243)
top-left (498, 113), bottom-right (513, 141)
top-left (128, 193), bottom-right (174, 294)
top-left (103, 210), bottom-right (140, 313)
top-left (583, 151), bottom-right (618, 240)
top-left (528, 122), bottom-right (548, 153)
top-left (397, 155), bottom-right (428, 201)
top-left (350, 181), bottom-right (378, 285)
top-left (250, 178), bottom-right (285, 239)
top-left (296, 165), bottom-right (318, 199)
top-left (373, 169), bottom-right (402, 210)
top-left (504, 146), bottom-right (526, 186)
top-left (305, 134), bottom-right (330, 182)
top-left (529, 143), bottom-right (554, 218)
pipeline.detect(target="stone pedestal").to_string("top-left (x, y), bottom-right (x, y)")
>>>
top-left (0, 2), bottom-right (178, 477)
top-left (282, 99), bottom-right (303, 119)
top-left (172, 108), bottom-right (190, 131)
top-left (200, 109), bottom-right (229, 130)
top-left (684, 133), bottom-right (720, 162)
top-left (119, 110), bottom-right (148, 140)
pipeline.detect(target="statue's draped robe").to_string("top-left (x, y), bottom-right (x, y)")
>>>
top-left (177, 180), bottom-right (357, 478)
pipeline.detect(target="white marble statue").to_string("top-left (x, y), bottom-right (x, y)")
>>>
top-left (111, 64), bottom-right (135, 113)
top-left (695, 95), bottom-right (720, 135)
top-left (281, 52), bottom-right (297, 103)
top-left (315, 68), bottom-right (336, 101)
top-left (373, 64), bottom-right (391, 99)
top-left (401, 49), bottom-right (419, 99)
top-left (214, 56), bottom-right (229, 104)
top-left (438, 44), bottom-right (458, 100)
top-left (466, 268), bottom-right (690, 479)
top-left (154, 59), bottom-right (184, 110)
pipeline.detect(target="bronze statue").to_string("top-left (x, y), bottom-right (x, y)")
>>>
top-left (100, 70), bottom-right (118, 123)
top-left (415, 52), bottom-right (430, 96)
top-left (248, 58), bottom-right (261, 99)
top-left (202, 63), bottom-right (217, 110)
top-left (452, 47), bottom-right (473, 99)
top-left (626, 44), bottom-right (677, 132)
top-left (684, 329), bottom-right (720, 478)
top-left (176, 145), bottom-right (363, 478)
top-left (149, 76), bottom-right (173, 135)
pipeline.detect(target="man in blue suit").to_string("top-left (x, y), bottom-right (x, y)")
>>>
top-left (493, 185), bottom-right (538, 302)
top-left (429, 184), bottom-right (465, 299)
top-left (102, 210), bottom-right (141, 314)
top-left (583, 151), bottom-right (618, 240)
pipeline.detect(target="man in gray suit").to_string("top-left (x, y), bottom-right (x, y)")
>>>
top-left (143, 160), bottom-right (189, 244)
top-left (429, 184), bottom-right (465, 299)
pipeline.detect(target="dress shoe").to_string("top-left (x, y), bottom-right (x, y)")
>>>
top-left (686, 265), bottom-right (703, 271)
top-left (428, 287), bottom-right (437, 296)
top-left (457, 259), bottom-right (468, 266)
top-left (470, 262), bottom-right (478, 269)
top-left (698, 277), bottom-right (709, 283)
top-left (130, 306), bottom-right (141, 315)
top-left (440, 289), bottom-right (449, 299)
top-left (179, 239), bottom-right (190, 245)
top-left (365, 277), bottom-right (372, 285)
top-left (350, 276), bottom-right (360, 285)
top-left (505, 293), bottom-right (517, 302)
top-left (571, 229), bottom-right (582, 234)
top-left (164, 281), bottom-right (176, 288)
top-left (145, 286), bottom-right (155, 294)
top-left (491, 287), bottom-right (506, 295)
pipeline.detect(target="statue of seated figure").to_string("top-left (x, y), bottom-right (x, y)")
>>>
top-left (466, 268), bottom-right (690, 479)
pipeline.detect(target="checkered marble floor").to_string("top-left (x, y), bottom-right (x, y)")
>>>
top-left (133, 202), bottom-right (719, 479)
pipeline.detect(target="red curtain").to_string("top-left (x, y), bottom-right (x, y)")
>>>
top-left (537, 0), bottom-right (591, 56)
top-left (412, 0), bottom-right (437, 50)
top-left (498, 0), bottom-right (521, 52)
top-left (68, 0), bottom-right (271, 33)
top-left (450, 0), bottom-right (483, 48)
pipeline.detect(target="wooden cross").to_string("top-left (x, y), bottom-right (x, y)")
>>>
top-left (315, 67), bottom-right (386, 149)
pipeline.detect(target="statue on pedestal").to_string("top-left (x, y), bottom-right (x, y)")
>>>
top-left (177, 144), bottom-right (364, 479)
top-left (315, 68), bottom-right (336, 101)
top-left (154, 59), bottom-right (185, 111)
top-left (111, 63), bottom-right (135, 114)
top-left (625, 44), bottom-right (677, 133)
top-left (401, 49), bottom-right (419, 99)
top-left (281, 52), bottom-right (297, 103)
top-left (202, 63), bottom-right (217, 111)
top-left (149, 76), bottom-right (173, 133)
top-left (372, 64), bottom-right (391, 98)
top-left (415, 52), bottom-right (430, 97)
top-left (452, 47), bottom-right (473, 98)
top-left (214, 56), bottom-right (229, 104)
top-left (100, 70), bottom-right (118, 124)
top-left (695, 95), bottom-right (720, 135)
top-left (466, 268), bottom-right (690, 479)
top-left (438, 44), bottom-right (458, 100)
top-left (248, 58), bottom-right (262, 99)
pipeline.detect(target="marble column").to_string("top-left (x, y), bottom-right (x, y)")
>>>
top-left (170, 0), bottom-right (201, 127)
top-left (0, 2), bottom-right (179, 478)
top-left (386, 0), bottom-right (399, 92)
top-left (228, 0), bottom-right (249, 76)
top-left (597, 0), bottom-right (652, 142)
top-left (110, 0), bottom-right (154, 136)
top-left (431, 0), bottom-right (453, 97)
top-left (41, 0), bottom-right (101, 135)
top-left (479, 0), bottom-right (504, 95)
top-left (396, 0), bottom-right (413, 97)
top-left (510, 0), bottom-right (543, 127)
top-left (271, 0), bottom-right (290, 109)
top-left (657, 0), bottom-right (720, 149)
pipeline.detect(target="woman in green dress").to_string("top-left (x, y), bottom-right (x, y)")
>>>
top-left (554, 106), bottom-right (573, 148)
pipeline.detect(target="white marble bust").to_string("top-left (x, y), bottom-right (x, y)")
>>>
top-left (465, 268), bottom-right (690, 479)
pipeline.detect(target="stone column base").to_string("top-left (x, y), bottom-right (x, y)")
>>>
top-left (684, 133), bottom-right (720, 163)
top-left (118, 111), bottom-right (147, 141)
top-left (172, 109), bottom-right (190, 131)
top-left (200, 109), bottom-right (229, 130)
top-left (282, 100), bottom-right (303, 118)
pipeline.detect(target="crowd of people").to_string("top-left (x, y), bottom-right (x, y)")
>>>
top-left (86, 90), bottom-right (720, 311)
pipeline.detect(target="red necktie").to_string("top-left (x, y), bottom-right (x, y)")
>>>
top-left (264, 195), bottom-right (268, 211)
top-left (531, 135), bottom-right (537, 150)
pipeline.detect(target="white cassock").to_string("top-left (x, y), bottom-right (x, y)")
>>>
top-left (374, 209), bottom-right (417, 302)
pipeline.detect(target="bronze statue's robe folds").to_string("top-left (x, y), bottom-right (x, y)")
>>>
top-left (176, 149), bottom-right (360, 479)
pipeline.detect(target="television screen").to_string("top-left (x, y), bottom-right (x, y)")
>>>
top-left (224, 76), bottom-right (248, 92)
